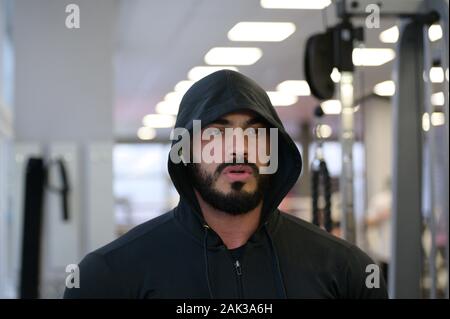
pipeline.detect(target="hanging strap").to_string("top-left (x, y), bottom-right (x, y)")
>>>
top-left (47, 158), bottom-right (70, 221)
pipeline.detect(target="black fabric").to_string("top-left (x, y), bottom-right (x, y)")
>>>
top-left (228, 245), bottom-right (246, 262)
top-left (20, 158), bottom-right (46, 299)
top-left (64, 70), bottom-right (388, 299)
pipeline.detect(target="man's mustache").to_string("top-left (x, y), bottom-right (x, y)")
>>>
top-left (215, 161), bottom-right (258, 177)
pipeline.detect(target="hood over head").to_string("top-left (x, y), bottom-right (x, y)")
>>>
top-left (168, 70), bottom-right (302, 226)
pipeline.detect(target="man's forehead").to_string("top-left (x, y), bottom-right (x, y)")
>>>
top-left (213, 110), bottom-right (266, 125)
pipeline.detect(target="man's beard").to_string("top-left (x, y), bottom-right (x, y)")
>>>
top-left (188, 162), bottom-right (270, 215)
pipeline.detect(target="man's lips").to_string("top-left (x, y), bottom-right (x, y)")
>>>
top-left (221, 165), bottom-right (254, 182)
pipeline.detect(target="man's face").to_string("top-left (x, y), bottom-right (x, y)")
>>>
top-left (189, 110), bottom-right (272, 215)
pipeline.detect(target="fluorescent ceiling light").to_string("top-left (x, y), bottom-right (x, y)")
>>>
top-left (261, 0), bottom-right (331, 9)
top-left (422, 112), bottom-right (445, 130)
top-left (142, 114), bottom-right (176, 128)
top-left (137, 127), bottom-right (156, 140)
top-left (431, 92), bottom-right (444, 106)
top-left (428, 24), bottom-right (443, 42)
top-left (204, 47), bottom-right (262, 65)
top-left (430, 67), bottom-right (444, 83)
top-left (422, 113), bottom-right (430, 132)
top-left (228, 22), bottom-right (296, 42)
top-left (352, 48), bottom-right (395, 66)
top-left (379, 26), bottom-right (399, 43)
top-left (320, 100), bottom-right (342, 115)
top-left (316, 124), bottom-right (332, 139)
top-left (276, 80), bottom-right (310, 96)
top-left (330, 67), bottom-right (341, 83)
top-left (155, 101), bottom-right (179, 115)
top-left (431, 112), bottom-right (445, 126)
top-left (374, 80), bottom-right (395, 96)
top-left (164, 91), bottom-right (183, 105)
top-left (378, 25), bottom-right (441, 44)
top-left (174, 80), bottom-right (195, 94)
top-left (266, 91), bottom-right (298, 106)
top-left (187, 66), bottom-right (238, 81)
top-left (156, 90), bottom-right (184, 116)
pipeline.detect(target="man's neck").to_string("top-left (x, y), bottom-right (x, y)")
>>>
top-left (194, 190), bottom-right (262, 250)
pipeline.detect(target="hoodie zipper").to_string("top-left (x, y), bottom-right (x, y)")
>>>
top-left (234, 260), bottom-right (244, 298)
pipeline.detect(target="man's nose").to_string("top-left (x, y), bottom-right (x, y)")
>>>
top-left (225, 130), bottom-right (248, 163)
top-left (230, 152), bottom-right (248, 164)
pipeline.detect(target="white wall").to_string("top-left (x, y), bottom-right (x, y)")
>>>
top-left (0, 0), bottom-right (14, 299)
top-left (11, 0), bottom-right (117, 298)
top-left (362, 96), bottom-right (393, 208)
top-left (0, 0), bottom-right (3, 101)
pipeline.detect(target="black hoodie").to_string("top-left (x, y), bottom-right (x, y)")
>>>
top-left (64, 70), bottom-right (388, 299)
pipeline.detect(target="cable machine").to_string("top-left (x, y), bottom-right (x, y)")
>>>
top-left (305, 0), bottom-right (449, 298)
top-left (311, 106), bottom-right (333, 233)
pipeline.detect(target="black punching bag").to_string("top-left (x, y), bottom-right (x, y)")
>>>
top-left (20, 158), bottom-right (46, 299)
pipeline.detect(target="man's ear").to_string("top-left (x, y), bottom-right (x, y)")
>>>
top-left (179, 148), bottom-right (188, 166)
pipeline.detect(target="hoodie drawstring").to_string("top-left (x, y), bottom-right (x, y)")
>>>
top-left (264, 224), bottom-right (288, 299)
top-left (203, 225), bottom-right (214, 299)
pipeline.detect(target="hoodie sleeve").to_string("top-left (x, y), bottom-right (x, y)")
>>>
top-left (343, 245), bottom-right (389, 299)
top-left (63, 252), bottom-right (123, 299)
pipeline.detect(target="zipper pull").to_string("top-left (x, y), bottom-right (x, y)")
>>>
top-left (234, 260), bottom-right (242, 276)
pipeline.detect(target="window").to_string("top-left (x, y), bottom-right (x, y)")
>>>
top-left (113, 143), bottom-right (178, 233)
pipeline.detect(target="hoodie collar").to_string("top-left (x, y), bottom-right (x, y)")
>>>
top-left (174, 198), bottom-right (282, 249)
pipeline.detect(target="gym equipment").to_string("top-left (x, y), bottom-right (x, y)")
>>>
top-left (19, 158), bottom-right (46, 299)
top-left (305, 0), bottom-right (449, 298)
top-left (311, 106), bottom-right (333, 233)
top-left (304, 32), bottom-right (335, 100)
top-left (19, 157), bottom-right (70, 298)
top-left (304, 14), bottom-right (363, 244)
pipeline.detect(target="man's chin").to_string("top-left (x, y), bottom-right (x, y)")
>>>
top-left (216, 184), bottom-right (257, 195)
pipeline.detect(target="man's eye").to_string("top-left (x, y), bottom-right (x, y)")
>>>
top-left (248, 127), bottom-right (266, 137)
top-left (209, 128), bottom-right (222, 136)
top-left (247, 128), bottom-right (258, 136)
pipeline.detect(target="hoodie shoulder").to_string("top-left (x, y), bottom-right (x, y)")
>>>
top-left (94, 210), bottom-right (176, 256)
top-left (64, 210), bottom-right (178, 298)
top-left (277, 212), bottom-right (388, 298)
top-left (279, 211), bottom-right (354, 249)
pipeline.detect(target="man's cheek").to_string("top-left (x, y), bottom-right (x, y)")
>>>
top-left (201, 163), bottom-right (219, 177)
top-left (201, 136), bottom-right (224, 164)
top-left (251, 134), bottom-right (270, 165)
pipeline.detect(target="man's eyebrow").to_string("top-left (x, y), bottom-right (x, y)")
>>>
top-left (208, 118), bottom-right (230, 126)
top-left (207, 116), bottom-right (267, 127)
top-left (245, 116), bottom-right (267, 126)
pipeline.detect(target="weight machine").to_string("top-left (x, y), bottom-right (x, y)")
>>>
top-left (305, 0), bottom-right (449, 298)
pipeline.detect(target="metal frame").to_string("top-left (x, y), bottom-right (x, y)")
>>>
top-left (424, 0), bottom-right (449, 299)
top-left (422, 20), bottom-right (438, 299)
top-left (335, 0), bottom-right (448, 299)
top-left (390, 0), bottom-right (449, 299)
top-left (339, 71), bottom-right (356, 243)
top-left (337, 0), bottom-right (425, 17)
top-left (389, 19), bottom-right (425, 299)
